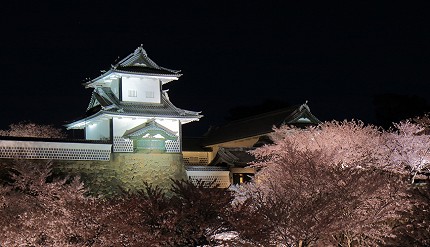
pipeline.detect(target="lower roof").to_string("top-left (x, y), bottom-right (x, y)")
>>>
top-left (66, 90), bottom-right (202, 129)
top-left (202, 103), bottom-right (320, 146)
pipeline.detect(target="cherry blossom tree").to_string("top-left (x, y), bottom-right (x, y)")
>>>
top-left (0, 160), bottom-right (233, 246)
top-left (0, 121), bottom-right (66, 138)
top-left (231, 149), bottom-right (408, 246)
top-left (388, 182), bottom-right (430, 246)
top-left (386, 121), bottom-right (430, 183)
top-left (230, 120), bottom-right (424, 246)
top-left (413, 113), bottom-right (430, 134)
top-left (264, 120), bottom-right (386, 170)
top-left (0, 161), bottom-right (163, 245)
top-left (169, 179), bottom-right (233, 246)
top-left (264, 120), bottom-right (430, 183)
top-left (0, 161), bottom-right (90, 246)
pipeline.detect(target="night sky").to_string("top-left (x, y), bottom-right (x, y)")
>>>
top-left (2, 2), bottom-right (430, 136)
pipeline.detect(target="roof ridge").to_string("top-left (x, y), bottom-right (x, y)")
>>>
top-left (115, 45), bottom-right (160, 69)
top-left (83, 46), bottom-right (181, 87)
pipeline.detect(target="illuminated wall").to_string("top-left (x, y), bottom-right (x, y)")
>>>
top-left (113, 117), bottom-right (147, 137)
top-left (85, 119), bottom-right (111, 140)
top-left (121, 77), bottom-right (161, 103)
top-left (56, 152), bottom-right (187, 196)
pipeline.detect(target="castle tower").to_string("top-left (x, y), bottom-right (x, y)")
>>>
top-left (66, 46), bottom-right (202, 153)
top-left (64, 46), bottom-right (202, 193)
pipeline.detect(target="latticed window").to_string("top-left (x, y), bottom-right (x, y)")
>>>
top-left (128, 89), bottom-right (137, 97)
top-left (188, 156), bottom-right (199, 163)
top-left (113, 137), bottom-right (134, 152)
top-left (0, 143), bottom-right (111, 161)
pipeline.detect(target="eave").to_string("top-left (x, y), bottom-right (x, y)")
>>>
top-left (65, 111), bottom-right (202, 130)
top-left (65, 111), bottom-right (105, 130)
top-left (83, 70), bottom-right (181, 88)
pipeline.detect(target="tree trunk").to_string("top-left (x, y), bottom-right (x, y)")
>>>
top-left (347, 237), bottom-right (352, 247)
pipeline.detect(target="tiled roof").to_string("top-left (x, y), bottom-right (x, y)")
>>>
top-left (102, 91), bottom-right (201, 118)
top-left (202, 103), bottom-right (321, 146)
top-left (67, 89), bottom-right (201, 129)
top-left (112, 46), bottom-right (180, 76)
top-left (86, 87), bottom-right (201, 118)
top-left (84, 46), bottom-right (181, 87)
top-left (209, 147), bottom-right (256, 167)
top-left (87, 87), bottom-right (120, 111)
top-left (113, 66), bottom-right (178, 76)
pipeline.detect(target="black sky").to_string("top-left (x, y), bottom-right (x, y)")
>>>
top-left (1, 2), bottom-right (430, 136)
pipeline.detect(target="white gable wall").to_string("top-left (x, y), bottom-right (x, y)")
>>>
top-left (113, 118), bottom-right (148, 137)
top-left (121, 77), bottom-right (160, 103)
top-left (85, 119), bottom-right (111, 140)
top-left (155, 119), bottom-right (180, 136)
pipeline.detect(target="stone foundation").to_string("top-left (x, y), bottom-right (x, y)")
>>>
top-left (53, 153), bottom-right (185, 196)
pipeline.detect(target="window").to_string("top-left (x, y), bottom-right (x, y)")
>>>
top-left (128, 89), bottom-right (137, 97)
top-left (145, 91), bottom-right (154, 98)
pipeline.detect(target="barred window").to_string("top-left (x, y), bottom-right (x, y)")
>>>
top-left (128, 89), bottom-right (137, 97)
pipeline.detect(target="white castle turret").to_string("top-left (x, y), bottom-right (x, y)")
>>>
top-left (66, 46), bottom-right (202, 154)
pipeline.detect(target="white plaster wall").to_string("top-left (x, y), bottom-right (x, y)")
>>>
top-left (85, 119), bottom-right (110, 140)
top-left (113, 118), bottom-right (148, 136)
top-left (121, 77), bottom-right (160, 103)
top-left (155, 119), bottom-right (180, 136)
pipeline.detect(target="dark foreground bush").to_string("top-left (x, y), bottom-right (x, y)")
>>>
top-left (1, 160), bottom-right (427, 246)
top-left (0, 161), bottom-right (233, 246)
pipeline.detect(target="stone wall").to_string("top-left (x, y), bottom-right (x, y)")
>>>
top-left (56, 153), bottom-right (187, 196)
